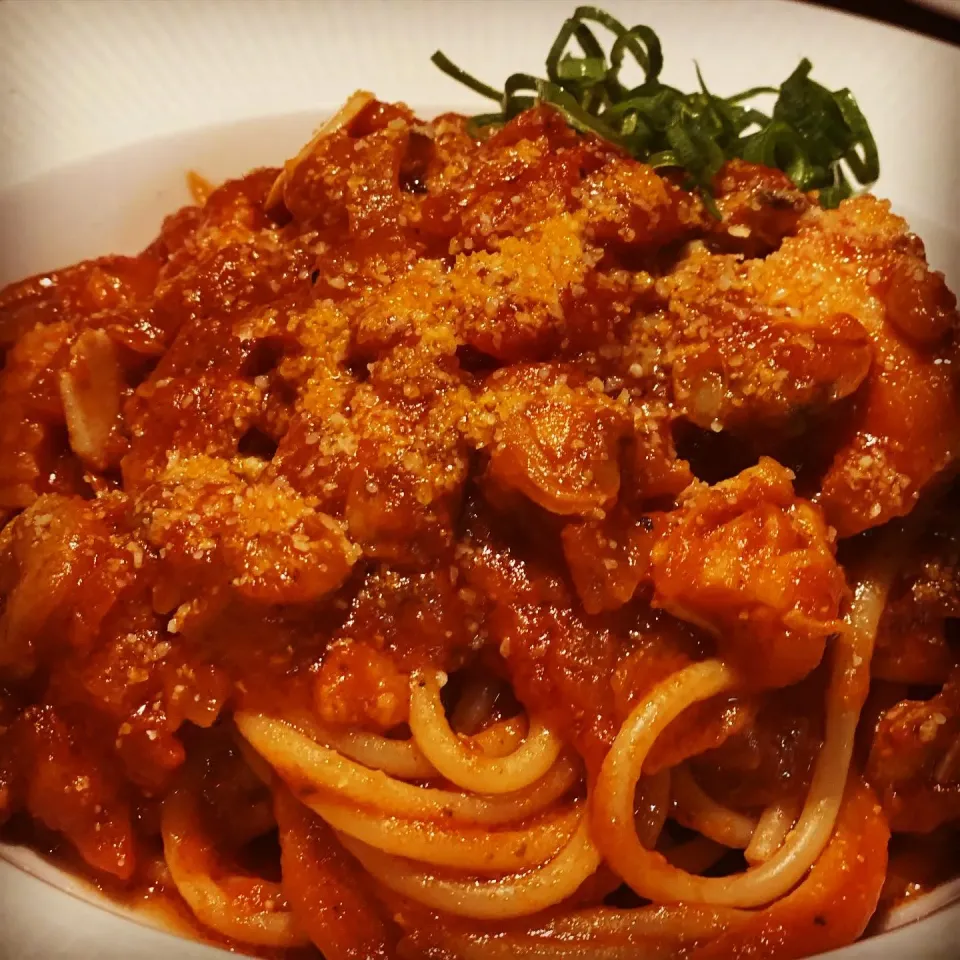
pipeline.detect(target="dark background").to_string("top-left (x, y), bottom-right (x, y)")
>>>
top-left (806, 0), bottom-right (960, 45)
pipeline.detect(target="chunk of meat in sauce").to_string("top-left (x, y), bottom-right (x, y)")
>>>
top-left (277, 303), bottom-right (470, 565)
top-left (52, 602), bottom-right (229, 794)
top-left (579, 155), bottom-right (705, 252)
top-left (447, 214), bottom-right (628, 362)
top-left (275, 101), bottom-right (443, 304)
top-left (0, 495), bottom-right (138, 680)
top-left (651, 458), bottom-right (846, 689)
top-left (277, 99), bottom-right (418, 232)
top-left (420, 105), bottom-right (606, 249)
top-left (872, 504), bottom-right (960, 686)
top-left (622, 403), bottom-right (694, 504)
top-left (353, 211), bottom-right (640, 365)
top-left (0, 497), bottom-right (232, 796)
top-left (123, 262), bottom-right (315, 489)
top-left (709, 159), bottom-right (811, 258)
top-left (315, 565), bottom-right (473, 732)
top-left (266, 301), bottom-right (356, 507)
top-left (139, 455), bottom-right (359, 608)
top-left (561, 508), bottom-right (663, 615)
top-left (466, 364), bottom-right (631, 516)
top-left (145, 168), bottom-right (294, 347)
top-left (0, 704), bottom-right (136, 880)
top-left (349, 257), bottom-right (453, 364)
top-left (867, 667), bottom-right (960, 833)
top-left (315, 638), bottom-right (410, 732)
top-left (124, 373), bottom-right (266, 490)
top-left (343, 384), bottom-right (470, 565)
top-left (0, 254), bottom-right (162, 355)
top-left (628, 247), bottom-right (873, 433)
top-left (750, 196), bottom-right (960, 536)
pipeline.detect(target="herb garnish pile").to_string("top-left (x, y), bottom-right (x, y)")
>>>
top-left (432, 5), bottom-right (879, 210)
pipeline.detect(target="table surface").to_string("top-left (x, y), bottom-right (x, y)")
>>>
top-left (806, 0), bottom-right (960, 44)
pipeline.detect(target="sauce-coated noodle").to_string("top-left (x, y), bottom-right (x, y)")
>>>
top-left (337, 816), bottom-right (602, 920)
top-left (161, 785), bottom-right (307, 947)
top-left (409, 669), bottom-right (564, 794)
top-left (594, 569), bottom-right (891, 908)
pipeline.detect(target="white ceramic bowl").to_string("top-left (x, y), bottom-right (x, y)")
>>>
top-left (1, 1), bottom-right (958, 956)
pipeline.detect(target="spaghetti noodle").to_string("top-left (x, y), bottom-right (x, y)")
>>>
top-left (409, 669), bottom-right (564, 794)
top-left (0, 64), bottom-right (958, 960)
top-left (592, 563), bottom-right (892, 908)
top-left (161, 784), bottom-right (307, 947)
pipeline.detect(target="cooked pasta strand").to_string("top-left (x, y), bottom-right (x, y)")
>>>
top-left (410, 669), bottom-right (563, 794)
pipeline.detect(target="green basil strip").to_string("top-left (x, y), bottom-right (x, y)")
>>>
top-left (430, 8), bottom-right (880, 209)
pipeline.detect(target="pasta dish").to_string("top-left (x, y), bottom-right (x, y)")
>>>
top-left (0, 9), bottom-right (958, 959)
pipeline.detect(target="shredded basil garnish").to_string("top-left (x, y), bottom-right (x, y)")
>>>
top-left (431, 6), bottom-right (879, 209)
